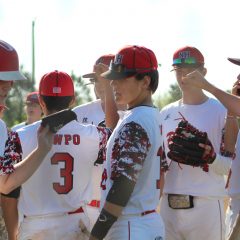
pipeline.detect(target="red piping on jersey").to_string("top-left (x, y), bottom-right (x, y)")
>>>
top-left (68, 206), bottom-right (84, 214)
top-left (88, 199), bottom-right (100, 208)
top-left (141, 209), bottom-right (155, 216)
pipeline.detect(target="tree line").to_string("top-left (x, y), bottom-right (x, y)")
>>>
top-left (3, 66), bottom-right (183, 128)
top-left (3, 67), bottom-right (92, 128)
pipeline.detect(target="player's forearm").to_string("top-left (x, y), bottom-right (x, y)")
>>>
top-left (1, 196), bottom-right (18, 240)
top-left (0, 147), bottom-right (48, 194)
top-left (104, 84), bottom-right (119, 130)
top-left (90, 202), bottom-right (122, 240)
top-left (90, 175), bottom-right (135, 239)
top-left (208, 86), bottom-right (240, 117)
top-left (224, 117), bottom-right (239, 153)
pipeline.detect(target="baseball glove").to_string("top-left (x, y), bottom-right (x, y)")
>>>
top-left (167, 120), bottom-right (216, 171)
top-left (41, 109), bottom-right (77, 133)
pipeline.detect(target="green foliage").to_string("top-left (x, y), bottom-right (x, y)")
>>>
top-left (3, 68), bottom-right (93, 128)
top-left (70, 71), bottom-right (92, 107)
top-left (3, 66), bottom-right (35, 127)
top-left (154, 83), bottom-right (182, 109)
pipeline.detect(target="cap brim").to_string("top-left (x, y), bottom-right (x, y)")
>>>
top-left (101, 70), bottom-right (136, 80)
top-left (0, 71), bottom-right (27, 81)
top-left (228, 58), bottom-right (240, 66)
top-left (82, 72), bottom-right (96, 78)
top-left (26, 99), bottom-right (40, 104)
top-left (170, 64), bottom-right (201, 72)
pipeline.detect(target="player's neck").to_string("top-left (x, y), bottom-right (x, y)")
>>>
top-left (181, 91), bottom-right (208, 105)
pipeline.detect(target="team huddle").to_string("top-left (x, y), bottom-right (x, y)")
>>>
top-left (0, 39), bottom-right (240, 240)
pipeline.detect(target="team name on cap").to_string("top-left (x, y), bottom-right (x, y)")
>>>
top-left (179, 51), bottom-right (191, 59)
top-left (53, 87), bottom-right (61, 94)
top-left (114, 54), bottom-right (123, 64)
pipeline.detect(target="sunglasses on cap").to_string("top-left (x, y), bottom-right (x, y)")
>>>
top-left (173, 57), bottom-right (198, 65)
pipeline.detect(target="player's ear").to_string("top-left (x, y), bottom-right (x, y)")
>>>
top-left (202, 67), bottom-right (207, 76)
top-left (69, 96), bottom-right (76, 108)
top-left (38, 95), bottom-right (47, 115)
top-left (142, 75), bottom-right (151, 90)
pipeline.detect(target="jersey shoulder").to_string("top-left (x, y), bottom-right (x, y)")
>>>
top-left (12, 122), bottom-right (26, 131)
top-left (73, 99), bottom-right (101, 113)
top-left (160, 100), bottom-right (180, 115)
top-left (0, 119), bottom-right (7, 130)
top-left (207, 98), bottom-right (227, 113)
top-left (16, 121), bottom-right (40, 139)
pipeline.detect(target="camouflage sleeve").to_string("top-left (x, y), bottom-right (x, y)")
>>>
top-left (110, 121), bottom-right (151, 183)
top-left (94, 127), bottom-right (112, 165)
top-left (0, 131), bottom-right (23, 175)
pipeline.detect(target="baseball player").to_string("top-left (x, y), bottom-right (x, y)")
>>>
top-left (159, 46), bottom-right (232, 240)
top-left (89, 45), bottom-right (165, 240)
top-left (0, 39), bottom-right (26, 240)
top-left (216, 58), bottom-right (240, 239)
top-left (73, 54), bottom-right (117, 230)
top-left (12, 91), bottom-right (43, 131)
top-left (2, 70), bottom-right (118, 240)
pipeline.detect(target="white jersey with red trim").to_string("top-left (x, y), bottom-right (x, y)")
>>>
top-left (160, 98), bottom-right (227, 197)
top-left (0, 119), bottom-right (8, 156)
top-left (101, 106), bottom-right (161, 215)
top-left (17, 120), bottom-right (107, 216)
top-left (73, 99), bottom-right (105, 203)
top-left (228, 131), bottom-right (240, 197)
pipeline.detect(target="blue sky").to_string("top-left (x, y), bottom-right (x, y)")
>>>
top-left (0, 0), bottom-right (240, 98)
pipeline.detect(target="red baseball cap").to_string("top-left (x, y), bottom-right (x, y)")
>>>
top-left (172, 46), bottom-right (204, 68)
top-left (82, 54), bottom-right (115, 79)
top-left (101, 45), bottom-right (158, 80)
top-left (39, 70), bottom-right (74, 97)
top-left (228, 58), bottom-right (240, 66)
top-left (0, 40), bottom-right (26, 81)
top-left (25, 91), bottom-right (40, 104)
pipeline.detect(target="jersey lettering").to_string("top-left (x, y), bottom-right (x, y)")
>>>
top-left (51, 152), bottom-right (74, 194)
top-left (54, 134), bottom-right (80, 145)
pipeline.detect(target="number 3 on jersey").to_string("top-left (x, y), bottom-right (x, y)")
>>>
top-left (51, 152), bottom-right (74, 194)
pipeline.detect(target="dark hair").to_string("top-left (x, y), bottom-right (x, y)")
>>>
top-left (135, 70), bottom-right (159, 93)
top-left (41, 96), bottom-right (73, 112)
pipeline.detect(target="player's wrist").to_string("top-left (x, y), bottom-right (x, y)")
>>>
top-left (225, 114), bottom-right (238, 120)
top-left (91, 208), bottom-right (117, 240)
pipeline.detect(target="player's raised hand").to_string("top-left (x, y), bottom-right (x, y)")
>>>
top-left (37, 125), bottom-right (54, 154)
top-left (95, 63), bottom-right (110, 88)
top-left (231, 76), bottom-right (240, 96)
top-left (182, 69), bottom-right (211, 91)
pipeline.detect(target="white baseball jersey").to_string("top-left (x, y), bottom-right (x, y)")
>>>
top-left (13, 120), bottom-right (109, 216)
top-left (73, 99), bottom-right (105, 203)
top-left (160, 98), bottom-right (227, 197)
top-left (73, 99), bottom-right (104, 126)
top-left (227, 131), bottom-right (240, 197)
top-left (0, 119), bottom-right (8, 156)
top-left (11, 121), bottom-right (26, 132)
top-left (101, 106), bottom-right (162, 214)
